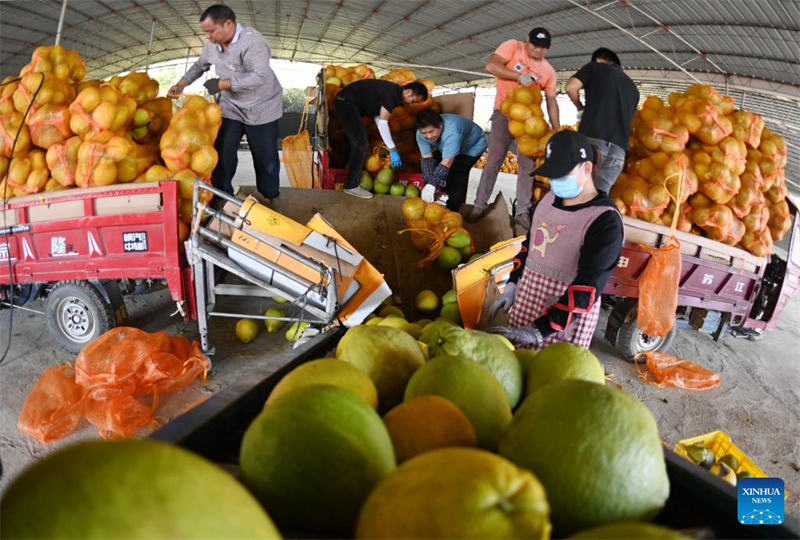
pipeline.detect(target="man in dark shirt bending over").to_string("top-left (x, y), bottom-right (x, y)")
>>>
top-left (335, 79), bottom-right (428, 199)
top-left (565, 48), bottom-right (639, 193)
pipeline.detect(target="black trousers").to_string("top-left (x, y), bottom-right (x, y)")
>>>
top-left (335, 98), bottom-right (368, 189)
top-left (440, 153), bottom-right (481, 211)
top-left (212, 117), bottom-right (280, 199)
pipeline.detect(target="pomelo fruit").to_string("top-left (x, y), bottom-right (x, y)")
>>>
top-left (236, 318), bottom-right (259, 343)
top-left (264, 308), bottom-right (285, 334)
top-left (494, 333), bottom-right (515, 350)
top-left (469, 252), bottom-right (484, 261)
top-left (405, 323), bottom-right (424, 340)
top-left (382, 395), bottom-right (477, 463)
top-left (377, 316), bottom-right (412, 333)
top-left (365, 317), bottom-right (383, 326)
top-left (1, 440), bottom-right (281, 539)
top-left (417, 318), bottom-right (433, 328)
top-left (267, 358), bottom-right (378, 409)
top-left (414, 290), bottom-right (439, 313)
top-left (437, 246), bottom-right (462, 269)
top-left (357, 448), bottom-right (550, 540)
top-left (423, 202), bottom-right (448, 224)
top-left (446, 230), bottom-right (472, 249)
top-left (405, 356), bottom-right (512, 450)
top-left (379, 305), bottom-right (405, 319)
top-left (514, 349), bottom-right (537, 382)
top-left (336, 325), bottom-right (425, 412)
top-left (359, 170), bottom-right (373, 191)
top-left (240, 385), bottom-right (395, 534)
top-left (376, 168), bottom-right (394, 185)
top-left (273, 296), bottom-right (288, 304)
top-left (439, 302), bottom-right (462, 325)
top-left (285, 321), bottom-right (309, 342)
top-left (568, 522), bottom-right (689, 539)
top-left (498, 379), bottom-right (670, 535)
top-left (524, 342), bottom-right (605, 398)
top-left (425, 325), bottom-right (522, 408)
top-left (459, 245), bottom-right (474, 258)
top-left (373, 181), bottom-right (390, 194)
top-left (417, 340), bottom-right (429, 359)
top-left (405, 184), bottom-right (420, 198)
top-left (327, 76), bottom-right (342, 87)
top-left (419, 320), bottom-right (457, 344)
top-left (442, 289), bottom-right (457, 305)
top-left (402, 198), bottom-right (426, 221)
top-left (389, 182), bottom-right (406, 196)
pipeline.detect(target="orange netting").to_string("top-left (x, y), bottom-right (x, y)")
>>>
top-left (638, 235), bottom-right (682, 337)
top-left (635, 351), bottom-right (721, 390)
top-left (18, 327), bottom-right (210, 443)
top-left (282, 100), bottom-right (314, 189)
top-left (399, 198), bottom-right (474, 267)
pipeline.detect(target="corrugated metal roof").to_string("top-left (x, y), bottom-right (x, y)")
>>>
top-left (1, 0), bottom-right (798, 185)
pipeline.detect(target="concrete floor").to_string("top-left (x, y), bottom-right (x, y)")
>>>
top-left (1, 151), bottom-right (798, 519)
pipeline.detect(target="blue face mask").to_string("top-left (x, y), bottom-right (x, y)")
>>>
top-left (549, 173), bottom-right (583, 199)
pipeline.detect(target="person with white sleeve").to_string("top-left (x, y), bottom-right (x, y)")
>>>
top-left (415, 109), bottom-right (487, 210)
top-left (334, 79), bottom-right (428, 199)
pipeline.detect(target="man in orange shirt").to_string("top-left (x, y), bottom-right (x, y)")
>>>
top-left (468, 28), bottom-right (560, 231)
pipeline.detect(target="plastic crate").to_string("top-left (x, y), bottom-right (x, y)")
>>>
top-left (675, 430), bottom-right (767, 478)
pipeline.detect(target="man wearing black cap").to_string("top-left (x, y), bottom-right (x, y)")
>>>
top-left (565, 48), bottom-right (639, 193)
top-left (468, 27), bottom-right (561, 231)
top-left (487, 131), bottom-right (623, 351)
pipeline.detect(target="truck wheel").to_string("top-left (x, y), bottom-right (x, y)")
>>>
top-left (46, 281), bottom-right (115, 354)
top-left (616, 318), bottom-right (677, 361)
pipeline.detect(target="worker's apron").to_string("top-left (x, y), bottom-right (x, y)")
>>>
top-left (508, 192), bottom-right (619, 350)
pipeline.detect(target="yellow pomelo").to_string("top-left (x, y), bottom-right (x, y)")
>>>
top-left (1, 440), bottom-right (281, 539)
top-left (377, 316), bottom-right (412, 332)
top-left (524, 342), bottom-right (605, 398)
top-left (236, 319), bottom-right (259, 343)
top-left (568, 522), bottom-right (689, 539)
top-left (405, 356), bottom-right (512, 450)
top-left (414, 290), bottom-right (439, 313)
top-left (337, 325), bottom-right (425, 413)
top-left (417, 341), bottom-right (429, 359)
top-left (190, 146), bottom-right (218, 176)
top-left (264, 308), bottom-right (285, 334)
top-left (285, 321), bottom-right (309, 342)
top-left (494, 334), bottom-right (515, 350)
top-left (379, 305), bottom-right (405, 319)
top-left (383, 395), bottom-right (476, 463)
top-left (356, 448), bottom-right (550, 539)
top-left (514, 349), bottom-right (537, 384)
top-left (499, 380), bottom-right (669, 535)
top-left (365, 317), bottom-right (383, 326)
top-left (241, 386), bottom-right (395, 534)
top-left (267, 358), bottom-right (378, 409)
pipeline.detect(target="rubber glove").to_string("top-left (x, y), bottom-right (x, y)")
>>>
top-left (488, 282), bottom-right (516, 321)
top-left (518, 73), bottom-right (538, 86)
top-left (487, 324), bottom-right (542, 348)
top-left (389, 149), bottom-right (402, 170)
top-left (204, 78), bottom-right (221, 95)
top-left (421, 184), bottom-right (436, 203)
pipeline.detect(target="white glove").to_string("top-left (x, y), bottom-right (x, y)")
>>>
top-left (421, 184), bottom-right (436, 203)
top-left (576, 109), bottom-right (584, 122)
top-left (519, 73), bottom-right (537, 86)
top-left (489, 282), bottom-right (516, 321)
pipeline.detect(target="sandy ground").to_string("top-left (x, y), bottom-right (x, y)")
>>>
top-left (1, 152), bottom-right (798, 519)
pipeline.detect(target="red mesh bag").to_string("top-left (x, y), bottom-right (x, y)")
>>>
top-left (630, 96), bottom-right (689, 157)
top-left (758, 128), bottom-right (788, 168)
top-left (692, 204), bottom-right (738, 243)
top-left (610, 172), bottom-right (670, 223)
top-left (45, 135), bottom-right (81, 187)
top-left (689, 148), bottom-right (740, 204)
top-left (638, 236), bottom-right (682, 337)
top-left (635, 351), bottom-right (721, 390)
top-left (0, 76), bottom-right (19, 115)
top-left (0, 112), bottom-right (32, 158)
top-left (17, 327), bottom-right (209, 442)
top-left (768, 200), bottom-right (791, 243)
top-left (741, 228), bottom-right (773, 258)
top-left (731, 110), bottom-right (765, 149)
top-left (400, 198), bottom-right (474, 266)
top-left (27, 103), bottom-right (72, 149)
top-left (743, 204), bottom-right (769, 233)
top-left (727, 172), bottom-right (765, 219)
top-left (765, 173), bottom-right (788, 204)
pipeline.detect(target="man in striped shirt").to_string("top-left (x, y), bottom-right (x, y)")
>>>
top-left (169, 5), bottom-right (284, 212)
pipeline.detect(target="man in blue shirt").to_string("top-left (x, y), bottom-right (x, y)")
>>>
top-left (416, 110), bottom-right (487, 211)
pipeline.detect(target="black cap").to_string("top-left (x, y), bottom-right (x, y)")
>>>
top-left (533, 131), bottom-right (594, 178)
top-left (528, 27), bottom-right (551, 49)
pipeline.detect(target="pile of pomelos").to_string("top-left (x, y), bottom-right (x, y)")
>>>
top-left (3, 298), bottom-right (681, 540)
top-left (401, 197), bottom-right (475, 269)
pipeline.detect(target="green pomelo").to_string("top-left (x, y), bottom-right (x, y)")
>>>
top-left (267, 358), bottom-right (378, 409)
top-left (499, 380), bottom-right (670, 536)
top-left (445, 230), bottom-right (472, 249)
top-left (359, 171), bottom-right (374, 191)
top-left (373, 181), bottom-right (390, 194)
top-left (264, 308), bottom-right (286, 334)
top-left (524, 342), bottom-right (605, 398)
top-left (337, 325), bottom-right (425, 412)
top-left (460, 245), bottom-right (475, 258)
top-left (1, 440), bottom-right (281, 539)
top-left (514, 349), bottom-right (537, 383)
top-left (405, 184), bottom-right (421, 198)
top-left (441, 289), bottom-right (457, 305)
top-left (390, 182), bottom-right (406, 196)
top-left (241, 385), bottom-right (395, 534)
top-left (414, 290), bottom-right (439, 313)
top-left (436, 246), bottom-right (462, 269)
top-left (425, 325), bottom-right (522, 408)
top-left (132, 108), bottom-right (150, 128)
top-left (417, 318), bottom-right (433, 328)
top-left (419, 320), bottom-right (457, 344)
top-left (405, 356), bottom-right (513, 450)
top-left (568, 522), bottom-right (689, 539)
top-left (376, 168), bottom-right (394, 185)
top-left (365, 317), bottom-right (383, 326)
top-left (379, 305), bottom-right (405, 319)
top-left (439, 303), bottom-right (462, 325)
top-left (356, 448), bottom-right (550, 540)
top-left (469, 252), bottom-right (484, 261)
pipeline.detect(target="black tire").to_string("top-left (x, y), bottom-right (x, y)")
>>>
top-left (616, 317), bottom-right (677, 361)
top-left (46, 281), bottom-right (115, 354)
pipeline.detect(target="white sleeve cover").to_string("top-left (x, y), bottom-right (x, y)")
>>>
top-left (374, 117), bottom-right (396, 150)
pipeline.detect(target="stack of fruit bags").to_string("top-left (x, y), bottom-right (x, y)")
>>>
top-left (613, 83), bottom-right (791, 257)
top-left (497, 86), bottom-right (555, 159)
top-left (5, 295), bottom-right (687, 539)
top-left (401, 198), bottom-right (476, 270)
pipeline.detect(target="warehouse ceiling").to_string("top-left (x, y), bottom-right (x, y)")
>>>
top-left (1, 0), bottom-right (799, 185)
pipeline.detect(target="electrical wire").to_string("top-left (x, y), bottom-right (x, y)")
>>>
top-left (0, 73), bottom-right (45, 366)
